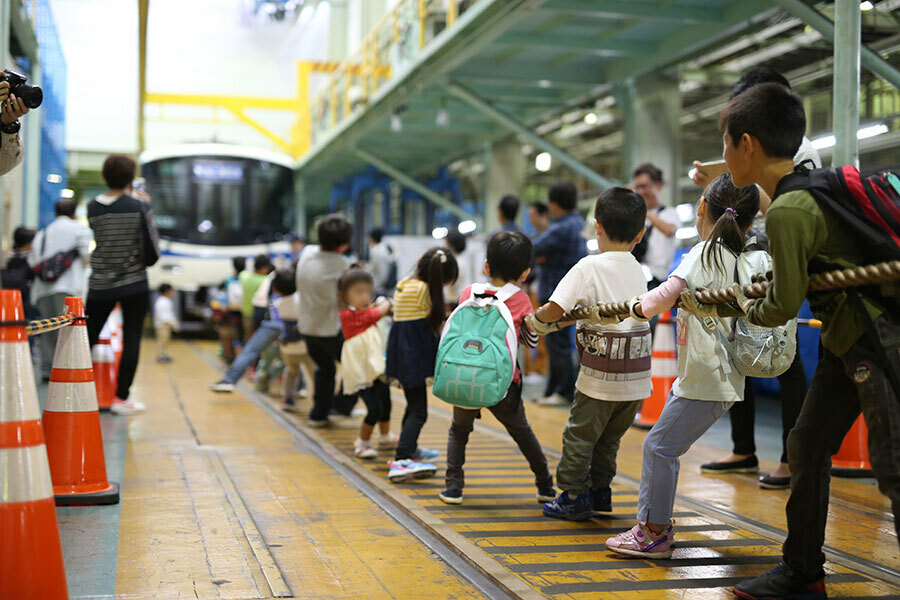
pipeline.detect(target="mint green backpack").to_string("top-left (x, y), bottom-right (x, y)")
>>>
top-left (433, 283), bottom-right (519, 409)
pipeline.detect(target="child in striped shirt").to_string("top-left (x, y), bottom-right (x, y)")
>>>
top-left (385, 247), bottom-right (459, 483)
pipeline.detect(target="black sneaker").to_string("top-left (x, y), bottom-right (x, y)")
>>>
top-left (536, 487), bottom-right (556, 503)
top-left (591, 486), bottom-right (612, 513)
top-left (701, 455), bottom-right (759, 474)
top-left (542, 491), bottom-right (593, 521)
top-left (733, 562), bottom-right (826, 600)
top-left (439, 488), bottom-right (463, 505)
top-left (759, 474), bottom-right (791, 490)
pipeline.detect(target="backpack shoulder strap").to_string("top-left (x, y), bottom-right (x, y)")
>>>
top-left (494, 283), bottom-right (520, 304)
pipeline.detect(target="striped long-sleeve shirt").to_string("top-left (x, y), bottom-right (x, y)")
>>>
top-left (87, 194), bottom-right (161, 299)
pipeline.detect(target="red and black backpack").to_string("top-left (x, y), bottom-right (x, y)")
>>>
top-left (775, 162), bottom-right (900, 264)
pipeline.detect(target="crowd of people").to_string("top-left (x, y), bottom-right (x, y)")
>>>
top-left (1, 62), bottom-right (897, 600)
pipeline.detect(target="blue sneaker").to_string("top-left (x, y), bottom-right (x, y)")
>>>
top-left (412, 447), bottom-right (439, 461)
top-left (591, 486), bottom-right (612, 513)
top-left (542, 491), bottom-right (593, 521)
top-left (439, 488), bottom-right (463, 505)
top-left (387, 459), bottom-right (437, 483)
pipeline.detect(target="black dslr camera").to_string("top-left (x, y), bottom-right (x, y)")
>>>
top-left (2, 70), bottom-right (42, 109)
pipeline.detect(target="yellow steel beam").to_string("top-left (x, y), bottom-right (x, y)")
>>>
top-left (294, 61), bottom-right (312, 158)
top-left (225, 106), bottom-right (293, 155)
top-left (146, 92), bottom-right (298, 111)
top-left (447, 0), bottom-right (457, 26)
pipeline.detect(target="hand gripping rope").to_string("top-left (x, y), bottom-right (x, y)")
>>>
top-left (0, 313), bottom-right (81, 335)
top-left (563, 260), bottom-right (900, 322)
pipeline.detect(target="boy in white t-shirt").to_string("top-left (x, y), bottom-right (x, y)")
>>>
top-left (526, 187), bottom-right (651, 521)
top-left (154, 284), bottom-right (179, 363)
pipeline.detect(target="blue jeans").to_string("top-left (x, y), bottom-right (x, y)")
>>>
top-left (638, 393), bottom-right (732, 524)
top-left (223, 320), bottom-right (282, 384)
top-left (544, 327), bottom-right (576, 402)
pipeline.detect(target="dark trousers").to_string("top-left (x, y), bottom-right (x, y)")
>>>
top-left (395, 386), bottom-right (428, 460)
top-left (782, 316), bottom-right (900, 579)
top-left (730, 352), bottom-right (808, 464)
top-left (445, 380), bottom-right (552, 491)
top-left (86, 291), bottom-right (150, 401)
top-left (544, 327), bottom-right (576, 402)
top-left (361, 379), bottom-right (391, 426)
top-left (304, 334), bottom-right (344, 421)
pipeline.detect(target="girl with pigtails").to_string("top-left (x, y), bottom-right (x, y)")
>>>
top-left (385, 247), bottom-right (459, 483)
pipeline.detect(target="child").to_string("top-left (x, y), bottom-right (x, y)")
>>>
top-left (1, 226), bottom-right (36, 319)
top-left (224, 256), bottom-right (246, 362)
top-left (240, 254), bottom-right (272, 340)
top-left (336, 268), bottom-right (395, 458)
top-left (153, 283), bottom-right (179, 363)
top-left (270, 269), bottom-right (312, 413)
top-left (297, 214), bottom-right (353, 427)
top-left (385, 247), bottom-right (458, 483)
top-left (525, 188), bottom-right (651, 521)
top-left (440, 231), bottom-right (555, 505)
top-left (604, 173), bottom-right (765, 558)
top-left (720, 84), bottom-right (900, 600)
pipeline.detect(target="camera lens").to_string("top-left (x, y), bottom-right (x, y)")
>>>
top-left (15, 84), bottom-right (42, 109)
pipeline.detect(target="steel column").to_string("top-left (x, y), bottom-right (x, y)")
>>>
top-left (352, 147), bottom-right (472, 221)
top-left (138, 0), bottom-right (149, 152)
top-left (23, 63), bottom-right (41, 227)
top-left (773, 0), bottom-right (900, 92)
top-left (445, 81), bottom-right (617, 190)
top-left (832, 0), bottom-right (860, 168)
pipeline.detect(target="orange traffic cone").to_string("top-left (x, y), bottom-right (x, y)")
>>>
top-left (92, 338), bottom-right (116, 411)
top-left (42, 296), bottom-right (120, 505)
top-left (831, 415), bottom-right (873, 477)
top-left (633, 310), bottom-right (677, 430)
top-left (0, 289), bottom-right (69, 599)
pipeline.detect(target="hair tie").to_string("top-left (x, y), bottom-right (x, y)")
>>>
top-left (725, 207), bottom-right (738, 218)
top-left (437, 249), bottom-right (447, 263)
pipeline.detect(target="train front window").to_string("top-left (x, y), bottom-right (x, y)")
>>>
top-left (141, 156), bottom-right (295, 245)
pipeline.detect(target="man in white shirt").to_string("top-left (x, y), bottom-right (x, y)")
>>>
top-left (31, 199), bottom-right (93, 380)
top-left (631, 163), bottom-right (679, 289)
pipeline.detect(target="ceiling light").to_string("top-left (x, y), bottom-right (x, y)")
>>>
top-left (535, 152), bottom-right (552, 172)
top-left (458, 220), bottom-right (477, 234)
top-left (432, 226), bottom-right (448, 240)
top-left (583, 112), bottom-right (598, 125)
top-left (675, 203), bottom-right (694, 223)
top-left (537, 80), bottom-right (552, 88)
top-left (390, 114), bottom-right (402, 132)
top-left (436, 108), bottom-right (450, 127)
top-left (60, 188), bottom-right (75, 198)
top-left (811, 134), bottom-right (836, 150)
top-left (857, 123), bottom-right (888, 139)
top-left (586, 238), bottom-right (599, 252)
top-left (860, 1), bottom-right (874, 10)
top-left (46, 173), bottom-right (62, 184)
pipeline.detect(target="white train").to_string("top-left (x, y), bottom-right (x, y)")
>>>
top-left (140, 144), bottom-right (296, 326)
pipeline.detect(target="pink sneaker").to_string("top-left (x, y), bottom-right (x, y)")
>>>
top-left (605, 522), bottom-right (674, 558)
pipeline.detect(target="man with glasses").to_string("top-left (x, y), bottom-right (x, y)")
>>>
top-left (631, 163), bottom-right (678, 290)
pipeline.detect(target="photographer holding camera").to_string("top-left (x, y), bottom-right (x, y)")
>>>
top-left (0, 69), bottom-right (39, 176)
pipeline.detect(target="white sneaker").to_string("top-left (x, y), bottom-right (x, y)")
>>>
top-left (209, 380), bottom-right (235, 393)
top-left (110, 399), bottom-right (146, 415)
top-left (387, 459), bottom-right (437, 483)
top-left (378, 432), bottom-right (399, 449)
top-left (537, 393), bottom-right (569, 406)
top-left (354, 439), bottom-right (378, 459)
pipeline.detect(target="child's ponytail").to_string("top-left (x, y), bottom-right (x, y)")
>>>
top-left (415, 247), bottom-right (459, 332)
top-left (701, 173), bottom-right (760, 273)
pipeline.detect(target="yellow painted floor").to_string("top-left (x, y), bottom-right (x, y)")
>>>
top-left (113, 340), bottom-right (900, 599)
top-left (113, 341), bottom-right (483, 599)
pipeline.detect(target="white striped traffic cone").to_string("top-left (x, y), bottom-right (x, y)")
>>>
top-left (0, 289), bottom-right (69, 599)
top-left (42, 296), bottom-right (120, 505)
top-left (633, 310), bottom-right (677, 429)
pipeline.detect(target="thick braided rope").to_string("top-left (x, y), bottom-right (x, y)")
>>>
top-left (564, 260), bottom-right (900, 321)
top-left (25, 313), bottom-right (76, 336)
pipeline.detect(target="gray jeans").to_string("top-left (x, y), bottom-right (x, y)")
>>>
top-left (783, 315), bottom-right (900, 579)
top-left (556, 391), bottom-right (641, 495)
top-left (445, 380), bottom-right (552, 491)
top-left (35, 293), bottom-right (70, 378)
top-left (638, 393), bottom-right (732, 524)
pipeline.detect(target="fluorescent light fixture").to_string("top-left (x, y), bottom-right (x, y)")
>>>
top-left (537, 80), bottom-right (552, 88)
top-left (390, 114), bottom-right (402, 132)
top-left (60, 188), bottom-right (75, 198)
top-left (436, 108), bottom-right (450, 127)
top-left (432, 226), bottom-right (448, 240)
top-left (860, 1), bottom-right (874, 10)
top-left (675, 226), bottom-right (698, 240)
top-left (857, 123), bottom-right (888, 139)
top-left (535, 152), bottom-right (552, 172)
top-left (586, 238), bottom-right (599, 252)
top-left (46, 173), bottom-right (62, 184)
top-left (675, 203), bottom-right (694, 223)
top-left (811, 123), bottom-right (888, 150)
top-left (197, 219), bottom-right (214, 233)
top-left (458, 220), bottom-right (477, 234)
top-left (583, 112), bottom-right (598, 125)
top-left (811, 134), bottom-right (836, 150)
